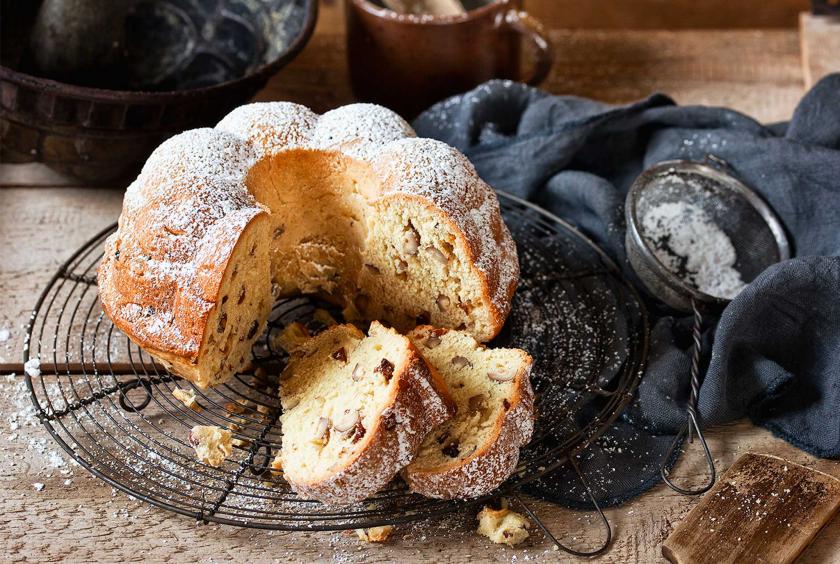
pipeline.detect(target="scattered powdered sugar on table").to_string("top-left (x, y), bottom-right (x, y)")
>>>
top-left (2, 374), bottom-right (77, 493)
top-left (641, 201), bottom-right (747, 300)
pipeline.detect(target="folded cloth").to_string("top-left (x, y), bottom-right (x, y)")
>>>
top-left (414, 74), bottom-right (840, 507)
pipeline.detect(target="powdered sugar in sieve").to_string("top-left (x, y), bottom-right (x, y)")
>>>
top-left (640, 201), bottom-right (746, 300)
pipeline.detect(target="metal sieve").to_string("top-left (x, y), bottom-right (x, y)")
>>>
top-left (625, 157), bottom-right (791, 495)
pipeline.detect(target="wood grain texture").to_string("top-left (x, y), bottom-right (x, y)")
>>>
top-left (526, 0), bottom-right (809, 30)
top-left (257, 29), bottom-right (804, 123)
top-left (0, 2), bottom-right (835, 561)
top-left (326, 0), bottom-right (810, 30)
top-left (662, 453), bottom-right (840, 564)
top-left (800, 13), bottom-right (840, 88)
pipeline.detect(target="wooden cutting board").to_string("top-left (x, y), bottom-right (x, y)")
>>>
top-left (662, 453), bottom-right (840, 564)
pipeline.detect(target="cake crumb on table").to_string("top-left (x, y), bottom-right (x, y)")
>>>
top-left (355, 525), bottom-right (394, 543)
top-left (477, 506), bottom-right (531, 546)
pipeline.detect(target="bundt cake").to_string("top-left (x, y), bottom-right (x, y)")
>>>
top-left (278, 322), bottom-right (454, 505)
top-left (97, 102), bottom-right (519, 388)
top-left (402, 326), bottom-right (534, 499)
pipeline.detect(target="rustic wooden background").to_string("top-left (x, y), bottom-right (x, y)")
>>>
top-left (2, 0), bottom-right (839, 562)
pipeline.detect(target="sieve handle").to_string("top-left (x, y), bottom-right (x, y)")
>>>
top-left (513, 457), bottom-right (612, 556)
top-left (659, 300), bottom-right (716, 496)
top-left (687, 300), bottom-right (703, 419)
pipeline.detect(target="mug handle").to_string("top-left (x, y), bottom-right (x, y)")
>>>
top-left (505, 10), bottom-right (554, 86)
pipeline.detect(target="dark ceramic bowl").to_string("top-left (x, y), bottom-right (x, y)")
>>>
top-left (0, 0), bottom-right (318, 183)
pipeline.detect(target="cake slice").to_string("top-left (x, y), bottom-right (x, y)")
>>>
top-left (403, 327), bottom-right (534, 499)
top-left (279, 321), bottom-right (454, 505)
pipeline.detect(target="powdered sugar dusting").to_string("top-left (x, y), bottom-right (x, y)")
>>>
top-left (216, 102), bottom-right (319, 153)
top-left (24, 357), bottom-right (41, 377)
top-left (373, 137), bottom-right (519, 313)
top-left (641, 201), bottom-right (746, 299)
top-left (100, 128), bottom-right (265, 356)
top-left (310, 104), bottom-right (416, 160)
top-left (101, 101), bottom-right (518, 368)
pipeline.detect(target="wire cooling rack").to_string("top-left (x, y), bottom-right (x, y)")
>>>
top-left (24, 192), bottom-right (649, 538)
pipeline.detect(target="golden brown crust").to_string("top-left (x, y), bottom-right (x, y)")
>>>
top-left (97, 128), bottom-right (265, 367)
top-left (401, 327), bottom-right (535, 500)
top-left (99, 212), bottom-right (268, 371)
top-left (283, 325), bottom-right (455, 506)
top-left (371, 140), bottom-right (519, 341)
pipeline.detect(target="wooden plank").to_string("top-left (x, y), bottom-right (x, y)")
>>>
top-left (0, 163), bottom-right (81, 188)
top-left (0, 188), bottom-right (123, 367)
top-left (315, 0), bottom-right (810, 31)
top-left (259, 29), bottom-right (803, 123)
top-left (800, 12), bottom-right (840, 88)
top-left (542, 30), bottom-right (803, 123)
top-left (526, 0), bottom-right (809, 30)
top-left (662, 453), bottom-right (840, 564)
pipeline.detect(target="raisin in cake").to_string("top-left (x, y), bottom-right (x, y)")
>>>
top-left (98, 102), bottom-right (519, 388)
top-left (403, 326), bottom-right (534, 499)
top-left (279, 321), bottom-right (454, 506)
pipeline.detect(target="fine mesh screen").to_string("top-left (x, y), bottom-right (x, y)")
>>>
top-left (627, 161), bottom-right (790, 309)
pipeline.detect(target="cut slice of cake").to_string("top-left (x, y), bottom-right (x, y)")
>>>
top-left (279, 321), bottom-right (454, 505)
top-left (403, 326), bottom-right (534, 499)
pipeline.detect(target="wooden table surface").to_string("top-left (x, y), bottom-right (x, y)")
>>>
top-left (2, 1), bottom-right (839, 562)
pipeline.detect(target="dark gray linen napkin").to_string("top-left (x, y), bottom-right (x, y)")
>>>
top-left (413, 74), bottom-right (840, 507)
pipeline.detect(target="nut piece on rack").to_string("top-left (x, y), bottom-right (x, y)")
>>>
top-left (189, 425), bottom-right (232, 467)
top-left (477, 506), bottom-right (531, 547)
top-left (172, 387), bottom-right (201, 411)
top-left (269, 453), bottom-right (283, 476)
top-left (355, 525), bottom-right (394, 543)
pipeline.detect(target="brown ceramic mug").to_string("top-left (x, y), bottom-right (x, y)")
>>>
top-left (346, 0), bottom-right (553, 118)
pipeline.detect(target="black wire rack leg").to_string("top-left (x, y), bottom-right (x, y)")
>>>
top-left (659, 299), bottom-right (716, 496)
top-left (513, 458), bottom-right (612, 557)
